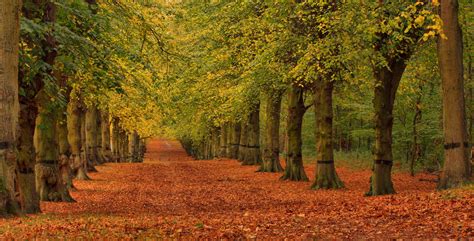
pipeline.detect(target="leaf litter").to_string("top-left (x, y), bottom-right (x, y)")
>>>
top-left (0, 139), bottom-right (472, 239)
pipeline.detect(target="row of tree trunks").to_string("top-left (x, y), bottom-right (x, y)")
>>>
top-left (2, 0), bottom-right (145, 213)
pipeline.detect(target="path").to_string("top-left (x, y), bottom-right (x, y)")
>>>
top-left (0, 139), bottom-right (473, 239)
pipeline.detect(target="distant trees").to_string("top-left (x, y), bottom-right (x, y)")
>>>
top-left (175, 0), bottom-right (471, 194)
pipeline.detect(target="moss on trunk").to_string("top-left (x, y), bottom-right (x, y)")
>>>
top-left (34, 90), bottom-right (73, 202)
top-left (57, 109), bottom-right (73, 191)
top-left (67, 96), bottom-right (89, 180)
top-left (85, 107), bottom-right (99, 171)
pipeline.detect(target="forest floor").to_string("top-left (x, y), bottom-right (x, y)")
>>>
top-left (0, 139), bottom-right (473, 239)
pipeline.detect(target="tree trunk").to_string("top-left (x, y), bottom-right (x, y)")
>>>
top-left (366, 58), bottom-right (407, 196)
top-left (96, 113), bottom-right (103, 164)
top-left (312, 80), bottom-right (343, 189)
top-left (281, 86), bottom-right (308, 181)
top-left (67, 96), bottom-right (89, 180)
top-left (139, 138), bottom-right (146, 162)
top-left (238, 121), bottom-right (248, 162)
top-left (110, 118), bottom-right (120, 162)
top-left (259, 92), bottom-right (283, 172)
top-left (219, 124), bottom-right (228, 158)
top-left (85, 107), bottom-right (99, 171)
top-left (229, 122), bottom-right (241, 159)
top-left (17, 96), bottom-right (39, 213)
top-left (211, 128), bottom-right (220, 159)
top-left (243, 104), bottom-right (261, 165)
top-left (57, 109), bottom-right (73, 191)
top-left (437, 0), bottom-right (471, 189)
top-left (34, 91), bottom-right (73, 202)
top-left (128, 131), bottom-right (139, 163)
top-left (119, 129), bottom-right (128, 162)
top-left (33, 1), bottom-right (73, 202)
top-left (100, 112), bottom-right (112, 163)
top-left (410, 87), bottom-right (422, 177)
top-left (0, 0), bottom-right (23, 214)
top-left (80, 109), bottom-right (88, 168)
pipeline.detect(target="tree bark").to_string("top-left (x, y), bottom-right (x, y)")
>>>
top-left (229, 122), bottom-right (241, 159)
top-left (118, 128), bottom-right (128, 162)
top-left (33, 1), bottom-right (73, 202)
top-left (100, 111), bottom-right (112, 163)
top-left (366, 58), bottom-right (407, 196)
top-left (128, 131), bottom-right (140, 163)
top-left (17, 96), bottom-right (39, 212)
top-left (96, 113), bottom-right (103, 164)
top-left (0, 0), bottom-right (23, 214)
top-left (211, 128), bottom-right (220, 159)
top-left (57, 108), bottom-right (73, 191)
top-left (67, 96), bottom-right (89, 180)
top-left (219, 124), bottom-right (228, 158)
top-left (242, 103), bottom-right (262, 165)
top-left (85, 107), bottom-right (99, 171)
top-left (410, 86), bottom-right (422, 177)
top-left (110, 118), bottom-right (120, 162)
top-left (34, 90), bottom-right (73, 202)
top-left (259, 92), bottom-right (283, 172)
top-left (238, 121), bottom-right (248, 162)
top-left (437, 0), bottom-right (471, 189)
top-left (311, 80), bottom-right (344, 189)
top-left (281, 86), bottom-right (308, 181)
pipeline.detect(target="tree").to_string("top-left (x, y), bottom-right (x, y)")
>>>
top-left (360, 1), bottom-right (442, 195)
top-left (33, 0), bottom-right (73, 202)
top-left (437, 0), bottom-right (471, 189)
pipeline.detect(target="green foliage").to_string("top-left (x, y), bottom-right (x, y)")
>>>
top-left (16, 0), bottom-right (472, 174)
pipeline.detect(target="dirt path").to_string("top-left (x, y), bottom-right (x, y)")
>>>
top-left (0, 139), bottom-right (473, 239)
